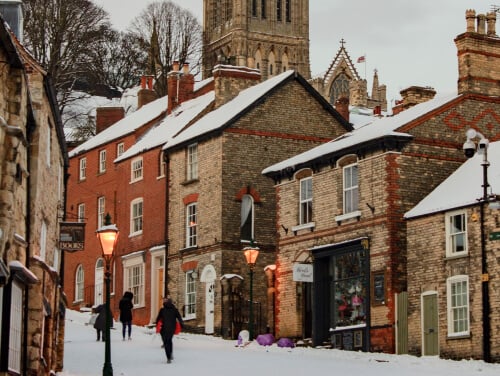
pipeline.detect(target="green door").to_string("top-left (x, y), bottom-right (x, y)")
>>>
top-left (422, 293), bottom-right (439, 356)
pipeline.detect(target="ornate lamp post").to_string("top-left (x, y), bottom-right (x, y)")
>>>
top-left (463, 128), bottom-right (491, 362)
top-left (243, 242), bottom-right (259, 340)
top-left (96, 214), bottom-right (119, 376)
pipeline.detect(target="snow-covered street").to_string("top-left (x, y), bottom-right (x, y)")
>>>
top-left (57, 309), bottom-right (500, 376)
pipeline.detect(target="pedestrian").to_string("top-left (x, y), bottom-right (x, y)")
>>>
top-left (155, 297), bottom-right (184, 363)
top-left (93, 304), bottom-right (113, 341)
top-left (119, 291), bottom-right (134, 341)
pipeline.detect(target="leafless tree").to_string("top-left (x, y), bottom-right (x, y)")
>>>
top-left (22, 0), bottom-right (112, 118)
top-left (129, 1), bottom-right (202, 96)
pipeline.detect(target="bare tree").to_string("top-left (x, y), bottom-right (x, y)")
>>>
top-left (129, 1), bottom-right (202, 96)
top-left (22, 0), bottom-right (111, 118)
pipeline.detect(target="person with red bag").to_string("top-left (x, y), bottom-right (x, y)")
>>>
top-left (155, 297), bottom-right (184, 363)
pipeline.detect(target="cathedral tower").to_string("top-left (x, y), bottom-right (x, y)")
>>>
top-left (202, 0), bottom-right (311, 80)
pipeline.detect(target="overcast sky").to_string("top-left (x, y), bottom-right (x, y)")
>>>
top-left (94, 0), bottom-right (494, 104)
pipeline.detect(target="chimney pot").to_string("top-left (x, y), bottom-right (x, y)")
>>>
top-left (182, 63), bottom-right (189, 75)
top-left (173, 61), bottom-right (180, 71)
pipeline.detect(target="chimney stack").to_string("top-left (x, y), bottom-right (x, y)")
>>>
top-left (167, 61), bottom-right (195, 114)
top-left (334, 97), bottom-right (350, 123)
top-left (138, 75), bottom-right (158, 109)
top-left (455, 9), bottom-right (499, 96)
top-left (212, 65), bottom-right (261, 109)
top-left (392, 86), bottom-right (436, 114)
top-left (96, 107), bottom-right (125, 134)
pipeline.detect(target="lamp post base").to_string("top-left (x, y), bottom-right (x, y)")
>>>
top-left (103, 363), bottom-right (113, 376)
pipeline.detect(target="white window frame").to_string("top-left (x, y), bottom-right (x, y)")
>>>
top-left (299, 177), bottom-right (313, 225)
top-left (75, 265), bottom-right (84, 302)
top-left (186, 203), bottom-right (197, 248)
top-left (40, 220), bottom-right (47, 261)
top-left (8, 280), bottom-right (22, 373)
top-left (445, 210), bottom-right (467, 257)
top-left (159, 151), bottom-right (166, 177)
top-left (79, 157), bottom-right (87, 180)
top-left (78, 203), bottom-right (85, 223)
top-left (184, 270), bottom-right (196, 320)
top-left (99, 149), bottom-right (107, 173)
top-left (130, 198), bottom-right (143, 236)
top-left (117, 142), bottom-right (125, 157)
top-left (97, 196), bottom-right (105, 229)
top-left (241, 194), bottom-right (254, 241)
top-left (343, 163), bottom-right (359, 214)
top-left (447, 275), bottom-right (470, 337)
top-left (131, 157), bottom-right (143, 182)
top-left (187, 143), bottom-right (198, 181)
top-left (123, 254), bottom-right (145, 307)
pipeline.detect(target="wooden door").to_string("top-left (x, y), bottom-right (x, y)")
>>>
top-left (422, 293), bottom-right (439, 356)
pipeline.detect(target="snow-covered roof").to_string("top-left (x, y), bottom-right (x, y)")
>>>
top-left (69, 96), bottom-right (167, 157)
top-left (405, 141), bottom-right (500, 219)
top-left (163, 70), bottom-right (296, 151)
top-left (262, 92), bottom-right (459, 175)
top-left (115, 92), bottom-right (214, 162)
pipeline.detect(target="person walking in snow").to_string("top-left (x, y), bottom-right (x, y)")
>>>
top-left (93, 303), bottom-right (113, 341)
top-left (155, 297), bottom-right (184, 363)
top-left (119, 291), bottom-right (134, 340)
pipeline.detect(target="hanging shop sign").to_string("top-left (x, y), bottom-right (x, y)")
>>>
top-left (59, 222), bottom-right (85, 252)
top-left (293, 263), bottom-right (313, 282)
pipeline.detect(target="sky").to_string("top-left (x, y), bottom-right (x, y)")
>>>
top-left (93, 0), bottom-right (494, 105)
top-left (57, 308), bottom-right (500, 376)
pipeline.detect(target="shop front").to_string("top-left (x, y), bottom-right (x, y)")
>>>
top-left (312, 238), bottom-right (370, 350)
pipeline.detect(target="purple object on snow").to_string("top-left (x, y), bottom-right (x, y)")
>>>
top-left (277, 337), bottom-right (295, 348)
top-left (256, 333), bottom-right (275, 346)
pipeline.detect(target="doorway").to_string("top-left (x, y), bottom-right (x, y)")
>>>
top-left (422, 292), bottom-right (439, 356)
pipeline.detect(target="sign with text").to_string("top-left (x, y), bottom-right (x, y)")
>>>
top-left (59, 222), bottom-right (85, 252)
top-left (293, 263), bottom-right (313, 282)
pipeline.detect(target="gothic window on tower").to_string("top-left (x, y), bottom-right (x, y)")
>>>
top-left (261, 0), bottom-right (266, 19)
top-left (285, 0), bottom-right (291, 22)
top-left (277, 0), bottom-right (282, 21)
top-left (330, 73), bottom-right (350, 105)
top-left (225, 0), bottom-right (232, 21)
top-left (252, 0), bottom-right (257, 17)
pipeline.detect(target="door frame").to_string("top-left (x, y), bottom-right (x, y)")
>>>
top-left (200, 264), bottom-right (216, 334)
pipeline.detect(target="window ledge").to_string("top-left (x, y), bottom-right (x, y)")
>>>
top-left (291, 222), bottom-right (315, 234)
top-left (335, 211), bottom-right (361, 223)
top-left (447, 333), bottom-right (470, 340)
top-left (180, 246), bottom-right (198, 253)
top-left (129, 231), bottom-right (143, 238)
top-left (181, 178), bottom-right (199, 186)
top-left (444, 253), bottom-right (469, 260)
top-left (129, 178), bottom-right (143, 184)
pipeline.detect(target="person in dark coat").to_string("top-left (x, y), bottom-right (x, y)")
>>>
top-left (155, 297), bottom-right (184, 363)
top-left (119, 291), bottom-right (134, 340)
top-left (93, 304), bottom-right (113, 341)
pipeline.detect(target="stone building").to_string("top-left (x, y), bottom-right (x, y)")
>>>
top-left (262, 9), bottom-right (499, 356)
top-left (202, 0), bottom-right (311, 80)
top-left (0, 8), bottom-right (68, 376)
top-left (310, 40), bottom-right (388, 113)
top-left (405, 9), bottom-right (500, 362)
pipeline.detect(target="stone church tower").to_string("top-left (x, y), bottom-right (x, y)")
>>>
top-left (202, 0), bottom-right (311, 80)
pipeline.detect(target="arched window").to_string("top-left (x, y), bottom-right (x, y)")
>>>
top-left (95, 259), bottom-right (104, 305)
top-left (282, 53), bottom-right (289, 72)
top-left (329, 73), bottom-right (350, 105)
top-left (75, 265), bottom-right (84, 302)
top-left (255, 49), bottom-right (262, 73)
top-left (241, 194), bottom-right (254, 241)
top-left (268, 51), bottom-right (276, 77)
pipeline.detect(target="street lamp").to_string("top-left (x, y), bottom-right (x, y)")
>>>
top-left (96, 214), bottom-right (119, 376)
top-left (243, 242), bottom-right (259, 341)
top-left (463, 128), bottom-right (491, 362)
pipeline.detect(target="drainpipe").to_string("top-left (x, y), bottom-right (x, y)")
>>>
top-left (163, 153), bottom-right (170, 297)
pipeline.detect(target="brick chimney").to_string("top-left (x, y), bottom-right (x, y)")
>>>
top-left (96, 107), bottom-right (125, 134)
top-left (455, 9), bottom-right (499, 96)
top-left (167, 61), bottom-right (195, 114)
top-left (334, 97), bottom-right (349, 123)
top-left (392, 86), bottom-right (436, 114)
top-left (212, 65), bottom-right (261, 109)
top-left (137, 75), bottom-right (158, 109)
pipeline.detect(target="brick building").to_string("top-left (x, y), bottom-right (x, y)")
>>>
top-left (405, 9), bottom-right (500, 362)
top-left (64, 62), bottom-right (350, 339)
top-left (262, 9), bottom-right (499, 355)
top-left (0, 9), bottom-right (68, 375)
